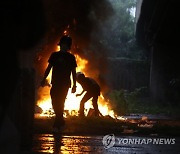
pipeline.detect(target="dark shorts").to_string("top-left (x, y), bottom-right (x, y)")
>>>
top-left (50, 85), bottom-right (69, 105)
top-left (91, 88), bottom-right (100, 96)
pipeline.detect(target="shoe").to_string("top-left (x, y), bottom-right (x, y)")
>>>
top-left (52, 127), bottom-right (60, 133)
top-left (58, 125), bottom-right (65, 131)
top-left (78, 111), bottom-right (85, 117)
top-left (79, 113), bottom-right (85, 118)
top-left (52, 125), bottom-right (65, 133)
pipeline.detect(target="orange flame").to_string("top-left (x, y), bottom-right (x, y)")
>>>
top-left (36, 48), bottom-right (124, 120)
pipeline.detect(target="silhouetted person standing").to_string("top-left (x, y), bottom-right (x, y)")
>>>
top-left (41, 35), bottom-right (77, 132)
top-left (76, 72), bottom-right (101, 117)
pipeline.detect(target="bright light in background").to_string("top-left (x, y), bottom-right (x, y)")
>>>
top-left (130, 7), bottom-right (136, 17)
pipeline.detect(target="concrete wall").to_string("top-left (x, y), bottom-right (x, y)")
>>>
top-left (135, 0), bottom-right (180, 104)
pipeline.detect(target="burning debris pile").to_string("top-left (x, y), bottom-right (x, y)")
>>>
top-left (33, 0), bottom-right (124, 120)
top-left (36, 52), bottom-right (119, 119)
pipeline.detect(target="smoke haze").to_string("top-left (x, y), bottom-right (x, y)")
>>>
top-left (35, 0), bottom-right (115, 92)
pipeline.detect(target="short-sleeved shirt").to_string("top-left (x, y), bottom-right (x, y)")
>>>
top-left (48, 51), bottom-right (77, 87)
top-left (80, 77), bottom-right (101, 96)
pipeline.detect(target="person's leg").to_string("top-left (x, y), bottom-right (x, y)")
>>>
top-left (50, 87), bottom-right (60, 129)
top-left (53, 102), bottom-right (65, 129)
top-left (92, 95), bottom-right (100, 116)
top-left (50, 86), bottom-right (69, 129)
top-left (79, 93), bottom-right (92, 117)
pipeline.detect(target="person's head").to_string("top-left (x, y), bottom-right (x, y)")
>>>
top-left (76, 72), bottom-right (85, 83)
top-left (58, 35), bottom-right (72, 51)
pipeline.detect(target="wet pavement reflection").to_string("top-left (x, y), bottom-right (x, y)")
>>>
top-left (32, 134), bottom-right (180, 154)
top-left (33, 134), bottom-right (105, 153)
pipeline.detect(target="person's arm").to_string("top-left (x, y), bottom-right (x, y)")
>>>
top-left (76, 90), bottom-right (85, 97)
top-left (71, 67), bottom-right (76, 93)
top-left (40, 64), bottom-right (52, 87)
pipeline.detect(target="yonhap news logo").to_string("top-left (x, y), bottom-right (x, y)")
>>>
top-left (102, 134), bottom-right (115, 149)
top-left (117, 138), bottom-right (176, 145)
top-left (102, 134), bottom-right (176, 149)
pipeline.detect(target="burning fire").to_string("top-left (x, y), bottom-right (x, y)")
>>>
top-left (36, 47), bottom-right (122, 120)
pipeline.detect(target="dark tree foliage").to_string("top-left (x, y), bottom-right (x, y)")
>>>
top-left (100, 0), bottom-right (147, 60)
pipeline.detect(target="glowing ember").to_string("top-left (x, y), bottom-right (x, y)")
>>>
top-left (36, 52), bottom-right (119, 119)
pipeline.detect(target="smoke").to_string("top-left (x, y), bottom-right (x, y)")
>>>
top-left (35, 0), bottom-right (114, 92)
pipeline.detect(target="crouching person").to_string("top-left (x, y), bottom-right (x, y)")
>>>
top-left (76, 72), bottom-right (102, 117)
